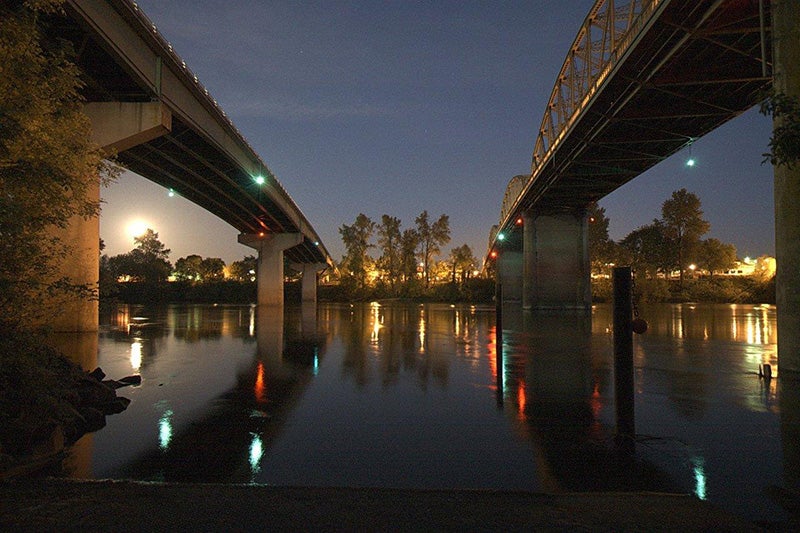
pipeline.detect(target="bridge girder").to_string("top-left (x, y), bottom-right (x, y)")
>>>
top-left (56, 0), bottom-right (331, 266)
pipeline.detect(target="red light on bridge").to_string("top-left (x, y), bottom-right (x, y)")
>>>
top-left (490, 250), bottom-right (498, 259)
top-left (515, 217), bottom-right (523, 225)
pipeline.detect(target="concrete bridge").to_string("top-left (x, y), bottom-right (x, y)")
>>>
top-left (51, 0), bottom-right (332, 331)
top-left (487, 0), bottom-right (800, 373)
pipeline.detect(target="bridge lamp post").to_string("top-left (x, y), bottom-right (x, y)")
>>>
top-left (254, 175), bottom-right (266, 185)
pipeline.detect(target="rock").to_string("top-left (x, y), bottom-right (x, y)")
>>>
top-left (30, 424), bottom-right (65, 458)
top-left (119, 375), bottom-right (142, 386)
top-left (76, 377), bottom-right (116, 406)
top-left (101, 397), bottom-right (131, 415)
top-left (87, 367), bottom-right (106, 381)
top-left (78, 407), bottom-right (106, 432)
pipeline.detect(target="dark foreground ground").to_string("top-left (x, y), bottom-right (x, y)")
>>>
top-left (0, 479), bottom-right (782, 532)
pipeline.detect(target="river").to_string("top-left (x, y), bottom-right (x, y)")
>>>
top-left (51, 301), bottom-right (795, 524)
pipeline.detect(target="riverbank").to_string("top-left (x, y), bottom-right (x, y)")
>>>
top-left (0, 479), bottom-right (771, 531)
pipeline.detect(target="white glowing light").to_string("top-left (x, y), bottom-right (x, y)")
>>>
top-left (130, 340), bottom-right (142, 371)
top-left (126, 220), bottom-right (149, 240)
top-left (159, 409), bottom-right (173, 451)
top-left (249, 434), bottom-right (264, 473)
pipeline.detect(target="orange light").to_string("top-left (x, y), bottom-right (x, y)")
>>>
top-left (254, 362), bottom-right (266, 403)
top-left (515, 217), bottom-right (523, 225)
top-left (258, 232), bottom-right (265, 237)
top-left (490, 251), bottom-right (498, 259)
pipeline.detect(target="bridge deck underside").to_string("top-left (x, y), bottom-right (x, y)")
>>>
top-left (52, 4), bottom-right (327, 265)
top-left (508, 0), bottom-right (771, 230)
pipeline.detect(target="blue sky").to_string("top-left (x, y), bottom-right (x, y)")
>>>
top-left (100, 1), bottom-right (775, 265)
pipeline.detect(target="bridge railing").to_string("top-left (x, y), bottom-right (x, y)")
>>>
top-left (122, 1), bottom-right (309, 235)
top-left (500, 0), bottom-right (661, 226)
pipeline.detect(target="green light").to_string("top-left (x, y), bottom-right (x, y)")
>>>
top-left (168, 188), bottom-right (175, 197)
top-left (254, 175), bottom-right (266, 185)
top-left (686, 158), bottom-right (695, 167)
top-left (497, 232), bottom-right (505, 241)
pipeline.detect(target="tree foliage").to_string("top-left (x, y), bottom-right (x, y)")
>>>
top-left (228, 255), bottom-right (257, 282)
top-left (619, 221), bottom-right (674, 278)
top-left (449, 244), bottom-right (476, 284)
top-left (415, 211), bottom-right (450, 286)
top-left (104, 229), bottom-right (172, 283)
top-left (761, 91), bottom-right (800, 169)
top-left (696, 238), bottom-right (737, 278)
top-left (660, 188), bottom-right (709, 284)
top-left (0, 0), bottom-right (117, 329)
top-left (339, 213), bottom-right (375, 289)
top-left (174, 254), bottom-right (225, 282)
top-left (376, 215), bottom-right (402, 291)
top-left (587, 203), bottom-right (614, 276)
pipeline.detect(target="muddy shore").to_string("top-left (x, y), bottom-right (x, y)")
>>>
top-left (0, 479), bottom-right (773, 531)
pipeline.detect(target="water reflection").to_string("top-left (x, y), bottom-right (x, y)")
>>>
top-left (53, 302), bottom-right (796, 523)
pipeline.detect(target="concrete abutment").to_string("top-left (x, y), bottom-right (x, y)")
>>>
top-left (50, 102), bottom-right (172, 332)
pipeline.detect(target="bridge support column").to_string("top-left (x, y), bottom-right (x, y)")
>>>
top-left (291, 263), bottom-right (328, 304)
top-left (496, 251), bottom-right (523, 302)
top-left (773, 0), bottom-right (800, 375)
top-left (522, 209), bottom-right (590, 311)
top-left (50, 102), bottom-right (171, 332)
top-left (239, 233), bottom-right (303, 306)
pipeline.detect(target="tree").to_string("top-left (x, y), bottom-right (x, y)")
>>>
top-left (376, 215), bottom-right (402, 292)
top-left (449, 244), bottom-right (476, 284)
top-left (661, 189), bottom-right (709, 285)
top-left (339, 213), bottom-right (375, 289)
top-left (696, 238), bottom-right (737, 278)
top-left (107, 229), bottom-right (172, 283)
top-left (174, 255), bottom-right (203, 281)
top-left (619, 221), bottom-right (673, 278)
top-left (228, 255), bottom-right (257, 281)
top-left (0, 0), bottom-right (117, 329)
top-left (199, 257), bottom-right (225, 281)
top-left (415, 211), bottom-right (450, 286)
top-left (587, 203), bottom-right (614, 277)
top-left (399, 228), bottom-right (420, 284)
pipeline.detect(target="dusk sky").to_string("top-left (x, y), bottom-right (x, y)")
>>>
top-left (100, 0), bottom-right (776, 266)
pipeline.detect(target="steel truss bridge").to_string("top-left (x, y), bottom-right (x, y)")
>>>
top-left (491, 0), bottom-right (772, 252)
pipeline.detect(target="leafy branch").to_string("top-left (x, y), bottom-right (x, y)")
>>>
top-left (760, 91), bottom-right (800, 169)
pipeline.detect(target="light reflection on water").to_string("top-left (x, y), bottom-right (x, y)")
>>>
top-left (53, 302), bottom-right (796, 524)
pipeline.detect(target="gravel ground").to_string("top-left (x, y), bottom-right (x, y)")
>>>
top-left (0, 479), bottom-right (772, 532)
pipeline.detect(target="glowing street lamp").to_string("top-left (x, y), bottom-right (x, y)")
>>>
top-left (254, 175), bottom-right (266, 185)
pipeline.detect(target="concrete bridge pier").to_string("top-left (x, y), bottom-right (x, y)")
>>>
top-left (773, 0), bottom-right (800, 375)
top-left (521, 209), bottom-right (591, 312)
top-left (496, 251), bottom-right (523, 302)
top-left (239, 233), bottom-right (303, 307)
top-left (290, 262), bottom-right (328, 304)
top-left (51, 102), bottom-right (171, 332)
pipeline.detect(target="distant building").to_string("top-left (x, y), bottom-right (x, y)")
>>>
top-left (722, 256), bottom-right (776, 278)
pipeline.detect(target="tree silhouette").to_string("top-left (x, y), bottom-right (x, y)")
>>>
top-left (661, 189), bottom-right (709, 285)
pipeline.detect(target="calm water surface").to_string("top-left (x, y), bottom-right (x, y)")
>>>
top-left (57, 301), bottom-right (797, 523)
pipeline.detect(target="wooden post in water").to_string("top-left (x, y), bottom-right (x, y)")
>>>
top-left (613, 267), bottom-right (635, 452)
top-left (495, 282), bottom-right (503, 406)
